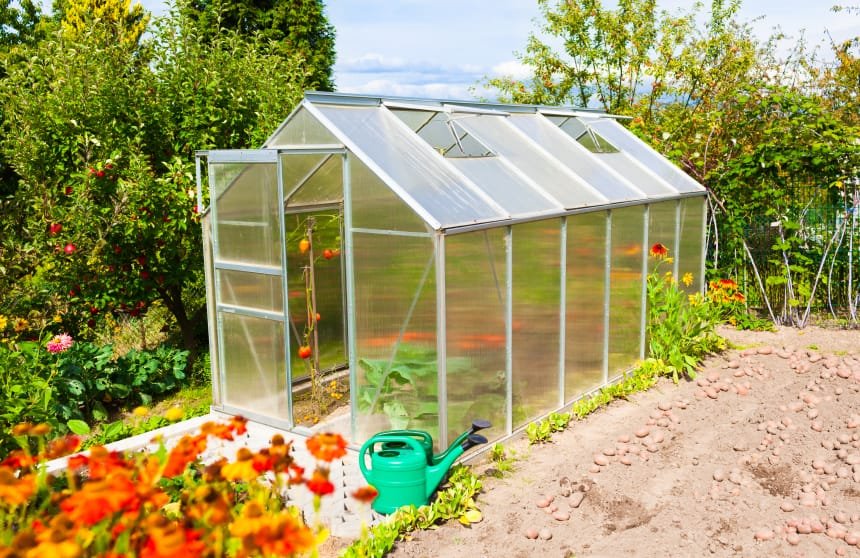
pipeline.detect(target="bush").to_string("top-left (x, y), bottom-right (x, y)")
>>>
top-left (0, 334), bottom-right (188, 457)
top-left (646, 243), bottom-right (725, 382)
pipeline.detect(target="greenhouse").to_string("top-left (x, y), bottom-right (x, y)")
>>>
top-left (195, 91), bottom-right (707, 450)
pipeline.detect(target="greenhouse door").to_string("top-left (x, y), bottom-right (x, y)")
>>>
top-left (207, 150), bottom-right (293, 425)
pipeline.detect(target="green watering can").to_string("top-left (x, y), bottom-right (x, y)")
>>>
top-left (378, 419), bottom-right (491, 465)
top-left (358, 421), bottom-right (490, 514)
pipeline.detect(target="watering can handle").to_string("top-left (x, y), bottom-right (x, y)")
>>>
top-left (386, 429), bottom-right (433, 447)
top-left (359, 434), bottom-right (426, 481)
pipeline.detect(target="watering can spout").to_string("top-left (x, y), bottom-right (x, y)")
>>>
top-left (425, 433), bottom-right (488, 500)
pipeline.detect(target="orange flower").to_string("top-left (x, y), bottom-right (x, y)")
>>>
top-left (719, 278), bottom-right (738, 289)
top-left (84, 446), bottom-right (131, 480)
top-left (649, 242), bottom-right (668, 258)
top-left (140, 516), bottom-right (205, 558)
top-left (351, 485), bottom-right (378, 504)
top-left (220, 449), bottom-right (258, 482)
top-left (230, 502), bottom-right (316, 557)
top-left (162, 434), bottom-right (208, 478)
top-left (59, 473), bottom-right (139, 525)
top-left (306, 469), bottom-right (334, 496)
top-left (306, 432), bottom-right (347, 462)
top-left (733, 292), bottom-right (745, 302)
top-left (0, 467), bottom-right (36, 506)
top-left (43, 435), bottom-right (82, 460)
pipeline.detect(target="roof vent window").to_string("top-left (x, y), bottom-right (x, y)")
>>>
top-left (555, 116), bottom-right (619, 154)
top-left (390, 110), bottom-right (495, 158)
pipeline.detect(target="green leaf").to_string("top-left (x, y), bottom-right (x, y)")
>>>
top-left (67, 419), bottom-right (91, 435)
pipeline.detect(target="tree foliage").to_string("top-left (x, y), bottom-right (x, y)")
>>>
top-left (57, 0), bottom-right (149, 45)
top-left (0, 3), bottom-right (314, 364)
top-left (180, 0), bottom-right (336, 90)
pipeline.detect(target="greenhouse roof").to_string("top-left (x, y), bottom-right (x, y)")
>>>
top-left (263, 92), bottom-right (705, 231)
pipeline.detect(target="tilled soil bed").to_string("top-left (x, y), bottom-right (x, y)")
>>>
top-left (383, 325), bottom-right (860, 558)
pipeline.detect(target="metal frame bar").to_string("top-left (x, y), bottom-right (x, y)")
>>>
top-left (206, 160), bottom-right (230, 404)
top-left (342, 153), bottom-right (359, 442)
top-left (558, 217), bottom-right (567, 406)
top-left (699, 197), bottom-right (708, 293)
top-left (435, 232), bottom-right (448, 449)
top-left (214, 261), bottom-right (281, 275)
top-left (350, 227), bottom-right (433, 238)
top-left (207, 149), bottom-right (278, 163)
top-left (216, 304), bottom-right (284, 322)
top-left (674, 199), bottom-right (682, 279)
top-left (640, 205), bottom-right (650, 361)
top-left (505, 226), bottom-right (513, 435)
top-left (275, 154), bottom-right (294, 427)
top-left (603, 210), bottom-right (612, 384)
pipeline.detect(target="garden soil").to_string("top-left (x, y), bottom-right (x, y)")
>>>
top-left (330, 325), bottom-right (860, 558)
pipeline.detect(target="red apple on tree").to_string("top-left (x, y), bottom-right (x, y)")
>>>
top-left (49, 223), bottom-right (62, 235)
top-left (64, 243), bottom-right (76, 254)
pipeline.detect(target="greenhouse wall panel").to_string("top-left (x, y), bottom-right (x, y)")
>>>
top-left (648, 201), bottom-right (678, 273)
top-left (608, 206), bottom-right (645, 373)
top-left (217, 270), bottom-right (283, 313)
top-left (444, 230), bottom-right (508, 445)
top-left (351, 231), bottom-right (438, 443)
top-left (679, 197), bottom-right (707, 293)
top-left (565, 211), bottom-right (608, 401)
top-left (220, 313), bottom-right (288, 419)
top-left (511, 220), bottom-right (562, 424)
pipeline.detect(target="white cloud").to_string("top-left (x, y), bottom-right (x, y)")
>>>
top-left (491, 60), bottom-right (533, 80)
top-left (343, 79), bottom-right (474, 100)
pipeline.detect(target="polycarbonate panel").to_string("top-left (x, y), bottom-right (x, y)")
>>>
top-left (447, 158), bottom-right (562, 215)
top-left (351, 232), bottom-right (439, 445)
top-left (221, 313), bottom-right (288, 419)
top-left (315, 104), bottom-right (507, 228)
top-left (566, 212), bottom-right (608, 400)
top-left (648, 201), bottom-right (678, 273)
top-left (387, 108), bottom-right (436, 131)
top-left (445, 229), bottom-right (507, 444)
top-left (212, 163), bottom-right (280, 266)
top-left (508, 114), bottom-right (643, 202)
top-left (512, 220), bottom-right (562, 425)
top-left (609, 206), bottom-right (645, 373)
top-left (587, 119), bottom-right (705, 194)
top-left (286, 154), bottom-right (343, 207)
top-left (456, 115), bottom-right (608, 209)
top-left (280, 153), bottom-right (326, 198)
top-left (218, 270), bottom-right (283, 313)
top-left (349, 156), bottom-right (428, 232)
top-left (266, 106), bottom-right (338, 146)
top-left (593, 152), bottom-right (676, 197)
top-left (678, 197), bottom-right (706, 293)
top-left (284, 210), bottom-right (346, 382)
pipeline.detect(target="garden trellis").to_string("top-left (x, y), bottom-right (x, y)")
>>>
top-left (195, 92), bottom-right (707, 449)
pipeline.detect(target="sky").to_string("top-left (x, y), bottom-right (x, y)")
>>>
top-left (139, 0), bottom-right (860, 101)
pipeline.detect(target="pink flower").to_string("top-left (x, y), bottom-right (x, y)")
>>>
top-left (47, 333), bottom-right (73, 353)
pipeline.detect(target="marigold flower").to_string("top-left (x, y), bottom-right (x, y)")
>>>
top-left (719, 278), bottom-right (738, 289)
top-left (306, 432), bottom-right (347, 462)
top-left (0, 314), bottom-right (7, 330)
top-left (140, 516), bottom-right (205, 558)
top-left (0, 467), bottom-right (36, 506)
top-left (132, 406), bottom-right (149, 417)
top-left (220, 448), bottom-right (258, 482)
top-left (163, 407), bottom-right (184, 422)
top-left (649, 242), bottom-right (668, 258)
top-left (46, 333), bottom-right (73, 353)
top-left (682, 272), bottom-right (693, 287)
top-left (351, 485), bottom-right (378, 504)
top-left (11, 422), bottom-right (34, 437)
top-left (230, 502), bottom-right (316, 557)
top-left (306, 469), bottom-right (335, 496)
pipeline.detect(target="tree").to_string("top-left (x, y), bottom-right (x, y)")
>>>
top-left (0, 7), bottom-right (311, 366)
top-left (56, 0), bottom-right (149, 45)
top-left (179, 0), bottom-right (336, 90)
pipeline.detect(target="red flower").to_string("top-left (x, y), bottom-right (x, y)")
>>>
top-left (306, 470), bottom-right (334, 496)
top-left (351, 485), bottom-right (378, 504)
top-left (649, 242), bottom-right (668, 258)
top-left (306, 432), bottom-right (347, 462)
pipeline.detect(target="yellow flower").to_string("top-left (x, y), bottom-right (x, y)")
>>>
top-left (0, 315), bottom-right (7, 330)
top-left (13, 318), bottom-right (29, 332)
top-left (53, 315), bottom-right (63, 323)
top-left (688, 294), bottom-right (700, 306)
top-left (132, 406), bottom-right (149, 417)
top-left (682, 272), bottom-right (693, 287)
top-left (164, 407), bottom-right (184, 422)
top-left (664, 257), bottom-right (674, 264)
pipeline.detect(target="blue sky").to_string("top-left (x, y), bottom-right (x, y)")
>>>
top-left (141, 0), bottom-right (859, 100)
